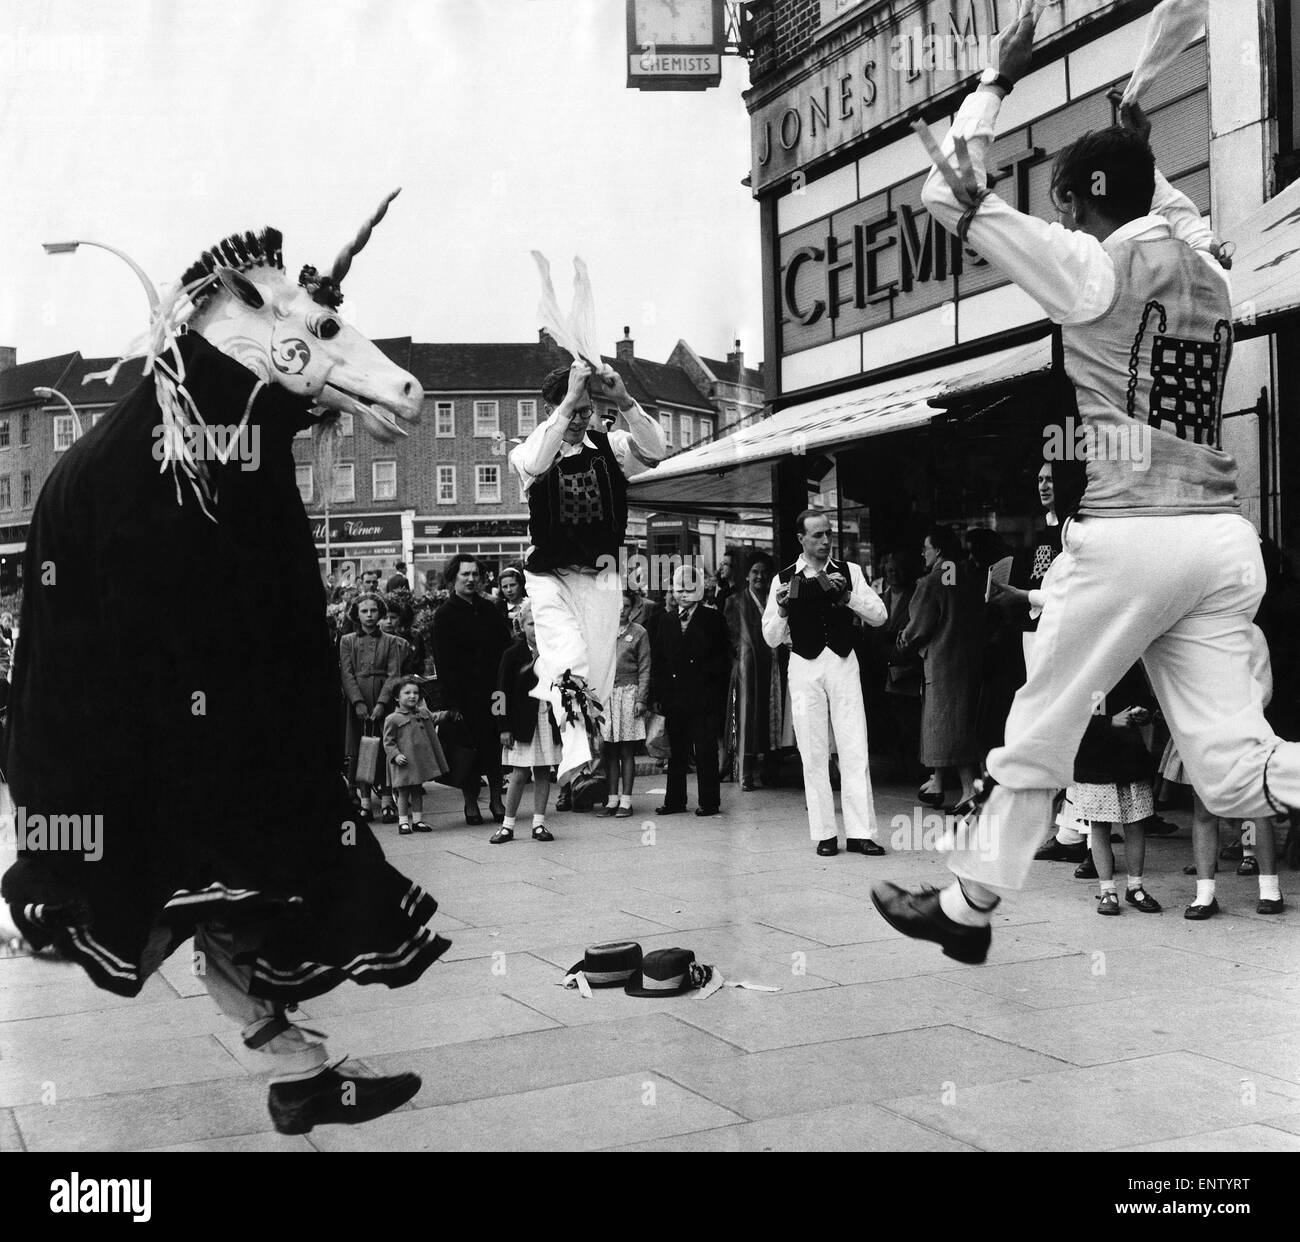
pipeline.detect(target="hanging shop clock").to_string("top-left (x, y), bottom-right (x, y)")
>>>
top-left (627, 0), bottom-right (725, 91)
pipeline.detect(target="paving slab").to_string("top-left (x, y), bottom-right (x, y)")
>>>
top-left (365, 1013), bottom-right (742, 1107)
top-left (606, 1101), bottom-right (981, 1152)
top-left (1116, 1124), bottom-right (1300, 1152)
top-left (307, 1071), bottom-right (745, 1151)
top-left (880, 1052), bottom-right (1300, 1151)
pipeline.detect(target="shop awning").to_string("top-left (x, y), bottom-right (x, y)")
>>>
top-left (930, 337), bottom-right (1054, 409)
top-left (626, 343), bottom-right (1037, 512)
top-left (1226, 176), bottom-right (1300, 335)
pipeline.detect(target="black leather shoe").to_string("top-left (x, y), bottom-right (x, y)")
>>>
top-left (489, 805), bottom-right (507, 825)
top-left (1184, 897), bottom-right (1220, 920)
top-left (1257, 896), bottom-right (1285, 914)
top-left (268, 1066), bottom-right (421, 1135)
top-left (1035, 839), bottom-right (1086, 863)
top-left (464, 807), bottom-right (484, 826)
top-left (555, 787), bottom-right (573, 812)
top-left (655, 804), bottom-right (686, 815)
top-left (1238, 856), bottom-right (1259, 877)
top-left (381, 805), bottom-right (398, 824)
top-left (870, 882), bottom-right (992, 964)
top-left (1125, 886), bottom-right (1161, 913)
top-left (741, 780), bottom-right (756, 792)
top-left (1074, 853), bottom-right (1098, 880)
top-left (1220, 841), bottom-right (1243, 861)
top-left (917, 787), bottom-right (945, 807)
top-left (846, 839), bottom-right (885, 855)
top-left (695, 807), bottom-right (721, 817)
top-left (815, 837), bottom-right (838, 857)
top-left (1097, 891), bottom-right (1120, 915)
top-left (1144, 815), bottom-right (1180, 836)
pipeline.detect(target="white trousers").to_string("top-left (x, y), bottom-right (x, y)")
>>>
top-left (525, 567), bottom-right (621, 784)
top-left (788, 647), bottom-right (877, 842)
top-left (950, 514), bottom-right (1300, 892)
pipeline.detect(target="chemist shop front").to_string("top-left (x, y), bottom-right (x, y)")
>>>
top-left (642, 0), bottom-right (1291, 576)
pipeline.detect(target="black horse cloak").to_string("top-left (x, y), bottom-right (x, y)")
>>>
top-left (2, 332), bottom-right (446, 1000)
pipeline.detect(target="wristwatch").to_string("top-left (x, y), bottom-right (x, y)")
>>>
top-left (979, 67), bottom-right (1014, 94)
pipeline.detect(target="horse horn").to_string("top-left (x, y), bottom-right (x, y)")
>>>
top-left (330, 188), bottom-right (401, 287)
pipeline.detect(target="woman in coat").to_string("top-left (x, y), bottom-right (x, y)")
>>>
top-left (897, 526), bottom-right (984, 808)
top-left (339, 592), bottom-right (406, 822)
top-left (723, 553), bottom-right (790, 790)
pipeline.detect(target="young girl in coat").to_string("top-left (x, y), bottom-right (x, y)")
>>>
top-left (596, 588), bottom-right (651, 817)
top-left (492, 601), bottom-right (562, 845)
top-left (383, 678), bottom-right (451, 836)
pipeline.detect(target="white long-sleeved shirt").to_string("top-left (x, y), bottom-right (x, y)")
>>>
top-left (509, 401), bottom-right (666, 498)
top-left (761, 555), bottom-right (887, 650)
top-left (920, 87), bottom-right (1225, 326)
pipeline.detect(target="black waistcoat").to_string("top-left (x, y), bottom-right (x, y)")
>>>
top-left (525, 432), bottom-right (627, 572)
top-left (778, 559), bottom-right (856, 659)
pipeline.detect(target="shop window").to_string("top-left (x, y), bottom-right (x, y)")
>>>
top-left (476, 464), bottom-right (501, 503)
top-left (518, 399), bottom-right (537, 435)
top-left (435, 402), bottom-right (455, 437)
top-left (373, 460), bottom-right (397, 501)
top-left (54, 415), bottom-right (77, 450)
top-left (436, 465), bottom-right (457, 505)
top-left (295, 465), bottom-right (313, 503)
top-left (21, 472), bottom-right (32, 507)
top-left (473, 401), bottom-right (500, 437)
top-left (332, 463), bottom-right (355, 503)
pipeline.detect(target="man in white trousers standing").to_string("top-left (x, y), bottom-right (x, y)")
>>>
top-left (873, 3), bottom-right (1300, 963)
top-left (510, 359), bottom-right (666, 787)
top-left (763, 510), bottom-right (888, 856)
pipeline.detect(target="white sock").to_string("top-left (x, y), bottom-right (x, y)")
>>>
top-left (532, 814), bottom-right (546, 828)
top-left (618, 794), bottom-right (632, 808)
top-left (1099, 879), bottom-right (1117, 895)
top-left (1243, 843), bottom-right (1257, 858)
top-left (938, 881), bottom-right (993, 927)
top-left (398, 814), bottom-right (411, 826)
top-left (502, 815), bottom-right (516, 830)
top-left (1126, 874), bottom-right (1143, 892)
top-left (1259, 875), bottom-right (1281, 901)
top-left (1195, 878), bottom-right (1216, 906)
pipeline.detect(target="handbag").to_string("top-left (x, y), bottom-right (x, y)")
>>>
top-left (432, 715), bottom-right (479, 788)
top-left (645, 712), bottom-right (669, 761)
top-left (356, 722), bottom-right (385, 788)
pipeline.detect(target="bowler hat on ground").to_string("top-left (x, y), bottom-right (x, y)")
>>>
top-left (565, 940), bottom-right (642, 988)
top-left (624, 947), bottom-right (713, 997)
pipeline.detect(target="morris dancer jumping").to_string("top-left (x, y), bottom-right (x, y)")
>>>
top-left (873, 2), bottom-right (1300, 961)
top-left (510, 360), bottom-right (666, 788)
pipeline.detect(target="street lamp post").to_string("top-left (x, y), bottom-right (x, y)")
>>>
top-left (42, 240), bottom-right (160, 314)
top-left (32, 386), bottom-right (84, 441)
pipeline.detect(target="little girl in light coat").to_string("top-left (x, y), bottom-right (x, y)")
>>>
top-left (383, 678), bottom-right (451, 836)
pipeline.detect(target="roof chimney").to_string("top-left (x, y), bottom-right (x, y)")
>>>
top-left (0, 347), bottom-right (15, 373)
top-left (616, 325), bottom-right (635, 363)
top-left (727, 338), bottom-right (744, 372)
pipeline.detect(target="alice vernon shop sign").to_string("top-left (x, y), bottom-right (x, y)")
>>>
top-left (311, 514), bottom-right (403, 545)
top-left (749, 0), bottom-right (1129, 195)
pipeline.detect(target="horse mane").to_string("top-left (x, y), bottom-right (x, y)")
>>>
top-left (180, 227), bottom-right (284, 307)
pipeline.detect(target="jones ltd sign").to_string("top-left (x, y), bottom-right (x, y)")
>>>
top-left (749, 0), bottom-right (1131, 195)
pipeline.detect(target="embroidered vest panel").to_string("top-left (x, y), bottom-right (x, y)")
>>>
top-left (525, 432), bottom-right (628, 571)
top-left (778, 560), bottom-right (856, 659)
top-left (1061, 237), bottom-right (1238, 517)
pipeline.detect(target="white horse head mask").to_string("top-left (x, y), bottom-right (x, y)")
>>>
top-left (182, 190), bottom-right (420, 442)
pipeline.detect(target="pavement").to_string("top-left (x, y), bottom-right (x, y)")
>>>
top-left (2, 779), bottom-right (1299, 1153)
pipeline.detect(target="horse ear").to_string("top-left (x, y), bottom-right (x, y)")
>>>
top-left (213, 266), bottom-right (265, 309)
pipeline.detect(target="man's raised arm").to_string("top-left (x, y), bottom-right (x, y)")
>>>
top-left (509, 361), bottom-right (591, 494)
top-left (597, 365), bottom-right (667, 473)
top-left (919, 4), bottom-right (1113, 325)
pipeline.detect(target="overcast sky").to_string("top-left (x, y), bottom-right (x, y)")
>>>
top-left (0, 0), bottom-right (762, 370)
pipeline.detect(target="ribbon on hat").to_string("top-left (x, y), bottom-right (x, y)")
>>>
top-left (562, 969), bottom-right (594, 999)
top-left (691, 967), bottom-right (782, 1000)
